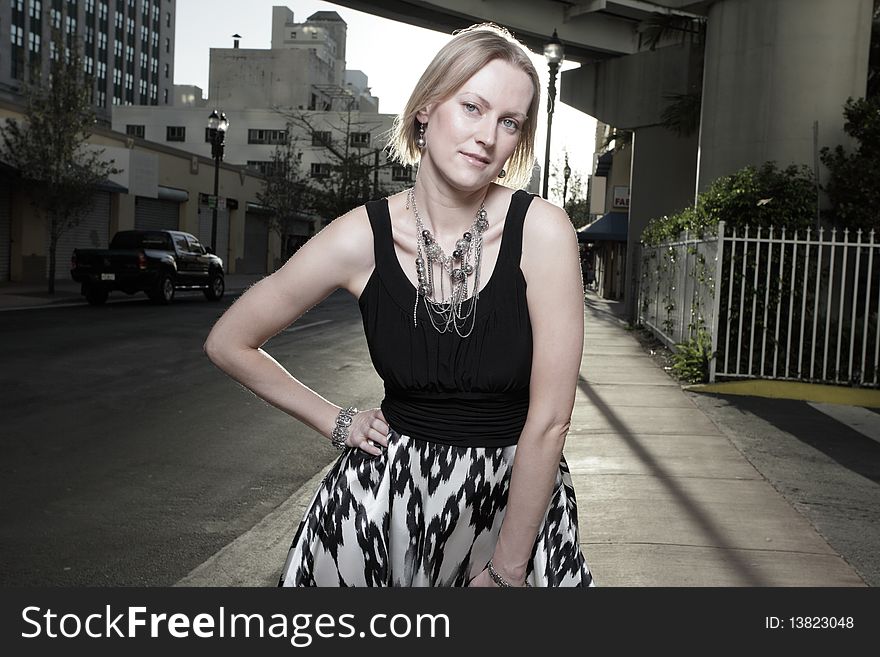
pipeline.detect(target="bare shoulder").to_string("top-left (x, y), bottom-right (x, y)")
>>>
top-left (521, 196), bottom-right (578, 272)
top-left (317, 203), bottom-right (374, 270)
top-left (268, 202), bottom-right (376, 302)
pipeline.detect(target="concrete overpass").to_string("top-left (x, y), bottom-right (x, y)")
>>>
top-left (334, 0), bottom-right (873, 317)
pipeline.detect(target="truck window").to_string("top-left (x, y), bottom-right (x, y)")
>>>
top-left (173, 235), bottom-right (190, 253)
top-left (140, 233), bottom-right (172, 250)
top-left (187, 237), bottom-right (206, 255)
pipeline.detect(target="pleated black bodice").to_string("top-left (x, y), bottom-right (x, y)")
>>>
top-left (358, 189), bottom-right (535, 447)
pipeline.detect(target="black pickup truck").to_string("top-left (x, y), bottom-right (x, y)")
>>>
top-left (71, 230), bottom-right (225, 305)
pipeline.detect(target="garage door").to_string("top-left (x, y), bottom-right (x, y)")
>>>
top-left (242, 212), bottom-right (269, 274)
top-left (198, 204), bottom-right (229, 267)
top-left (0, 178), bottom-right (10, 282)
top-left (135, 197), bottom-right (179, 230)
top-left (48, 191), bottom-right (111, 279)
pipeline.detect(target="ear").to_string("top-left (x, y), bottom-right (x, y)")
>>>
top-left (416, 103), bottom-right (433, 124)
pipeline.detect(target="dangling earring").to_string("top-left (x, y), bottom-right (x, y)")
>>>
top-left (498, 168), bottom-right (506, 179)
top-left (416, 122), bottom-right (426, 149)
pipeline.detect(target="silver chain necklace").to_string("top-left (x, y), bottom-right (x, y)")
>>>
top-left (406, 187), bottom-right (489, 338)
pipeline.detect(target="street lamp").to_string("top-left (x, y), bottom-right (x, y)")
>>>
top-left (562, 154), bottom-right (572, 208)
top-left (542, 28), bottom-right (564, 200)
top-left (207, 109), bottom-right (229, 254)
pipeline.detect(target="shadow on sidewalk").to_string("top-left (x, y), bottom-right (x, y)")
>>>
top-left (577, 373), bottom-right (770, 586)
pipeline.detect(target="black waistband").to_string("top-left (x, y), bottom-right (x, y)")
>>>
top-left (381, 386), bottom-right (530, 448)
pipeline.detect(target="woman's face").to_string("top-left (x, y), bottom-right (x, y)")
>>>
top-left (418, 58), bottom-right (533, 192)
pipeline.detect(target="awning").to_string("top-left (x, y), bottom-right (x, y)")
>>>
top-left (158, 185), bottom-right (188, 202)
top-left (594, 151), bottom-right (613, 178)
top-left (96, 179), bottom-right (128, 194)
top-left (578, 211), bottom-right (628, 242)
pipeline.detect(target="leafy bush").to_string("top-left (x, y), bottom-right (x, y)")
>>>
top-left (671, 330), bottom-right (713, 383)
top-left (820, 96), bottom-right (880, 231)
top-left (641, 162), bottom-right (817, 246)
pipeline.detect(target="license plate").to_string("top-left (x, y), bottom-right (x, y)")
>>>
top-left (101, 273), bottom-right (115, 281)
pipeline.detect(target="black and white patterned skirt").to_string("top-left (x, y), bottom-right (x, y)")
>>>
top-left (278, 428), bottom-right (595, 587)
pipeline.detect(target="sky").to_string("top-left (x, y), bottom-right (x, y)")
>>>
top-left (173, 0), bottom-right (597, 202)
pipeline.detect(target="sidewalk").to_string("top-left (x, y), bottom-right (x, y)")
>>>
top-left (0, 273), bottom-right (266, 310)
top-left (177, 290), bottom-right (868, 586)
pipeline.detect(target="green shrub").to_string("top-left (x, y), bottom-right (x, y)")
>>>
top-left (671, 330), bottom-right (713, 383)
top-left (642, 162), bottom-right (817, 246)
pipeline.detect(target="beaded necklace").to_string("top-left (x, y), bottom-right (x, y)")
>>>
top-left (405, 187), bottom-right (490, 338)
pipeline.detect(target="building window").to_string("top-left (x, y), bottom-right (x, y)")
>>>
top-left (84, 55), bottom-right (94, 74)
top-left (165, 11), bottom-right (171, 27)
top-left (164, 37), bottom-right (170, 53)
top-left (51, 8), bottom-right (62, 28)
top-left (246, 161), bottom-right (276, 176)
top-left (97, 60), bottom-right (107, 80)
top-left (310, 163), bottom-right (331, 178)
top-left (392, 165), bottom-right (413, 182)
top-left (164, 62), bottom-right (169, 78)
top-left (166, 126), bottom-right (185, 142)
top-left (163, 87), bottom-right (168, 104)
top-left (248, 128), bottom-right (288, 145)
top-left (99, 1), bottom-right (108, 20)
top-left (28, 31), bottom-right (40, 53)
top-left (113, 68), bottom-right (121, 85)
top-left (30, 0), bottom-right (42, 19)
top-left (126, 124), bottom-right (145, 138)
top-left (311, 131), bottom-right (331, 147)
top-left (126, 45), bottom-right (134, 62)
top-left (349, 132), bottom-right (371, 148)
top-left (114, 40), bottom-right (123, 57)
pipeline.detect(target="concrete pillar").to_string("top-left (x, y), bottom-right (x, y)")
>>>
top-left (625, 126), bottom-right (699, 319)
top-left (697, 0), bottom-right (872, 194)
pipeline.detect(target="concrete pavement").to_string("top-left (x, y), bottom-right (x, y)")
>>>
top-left (176, 291), bottom-right (868, 587)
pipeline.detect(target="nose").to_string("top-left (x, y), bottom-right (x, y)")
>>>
top-left (474, 117), bottom-right (496, 148)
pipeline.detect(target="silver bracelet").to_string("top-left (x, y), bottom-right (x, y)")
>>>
top-left (330, 406), bottom-right (358, 451)
top-left (487, 559), bottom-right (531, 587)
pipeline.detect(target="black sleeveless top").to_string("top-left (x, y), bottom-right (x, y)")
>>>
top-left (358, 189), bottom-right (534, 448)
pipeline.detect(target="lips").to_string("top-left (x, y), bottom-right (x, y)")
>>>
top-left (460, 151), bottom-right (491, 166)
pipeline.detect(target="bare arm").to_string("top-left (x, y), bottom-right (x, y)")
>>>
top-left (203, 205), bottom-right (388, 451)
top-left (489, 199), bottom-right (585, 584)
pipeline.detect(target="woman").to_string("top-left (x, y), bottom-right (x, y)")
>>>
top-left (204, 23), bottom-right (595, 588)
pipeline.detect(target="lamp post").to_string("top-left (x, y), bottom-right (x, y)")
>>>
top-left (542, 29), bottom-right (564, 200)
top-left (207, 109), bottom-right (229, 254)
top-left (562, 154), bottom-right (572, 208)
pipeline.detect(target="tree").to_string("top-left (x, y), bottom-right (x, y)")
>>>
top-left (255, 132), bottom-right (313, 261)
top-left (819, 96), bottom-right (880, 231)
top-left (277, 103), bottom-right (393, 223)
top-left (549, 152), bottom-right (591, 229)
top-left (0, 34), bottom-right (118, 293)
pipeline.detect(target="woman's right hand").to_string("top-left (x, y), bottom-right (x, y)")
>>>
top-left (342, 408), bottom-right (390, 456)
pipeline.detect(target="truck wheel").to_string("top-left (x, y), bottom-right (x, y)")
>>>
top-left (150, 273), bottom-right (175, 304)
top-left (204, 273), bottom-right (225, 301)
top-left (85, 285), bottom-right (108, 306)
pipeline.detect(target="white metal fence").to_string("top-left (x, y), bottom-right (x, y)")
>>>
top-left (638, 221), bottom-right (880, 387)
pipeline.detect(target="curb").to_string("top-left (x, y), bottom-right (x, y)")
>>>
top-left (686, 379), bottom-right (880, 408)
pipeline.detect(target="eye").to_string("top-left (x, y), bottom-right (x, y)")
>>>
top-left (463, 102), bottom-right (478, 113)
top-left (501, 118), bottom-right (519, 130)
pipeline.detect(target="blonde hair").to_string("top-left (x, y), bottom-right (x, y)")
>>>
top-left (387, 23), bottom-right (540, 190)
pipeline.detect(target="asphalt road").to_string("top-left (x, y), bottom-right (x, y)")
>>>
top-left (0, 287), bottom-right (384, 586)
